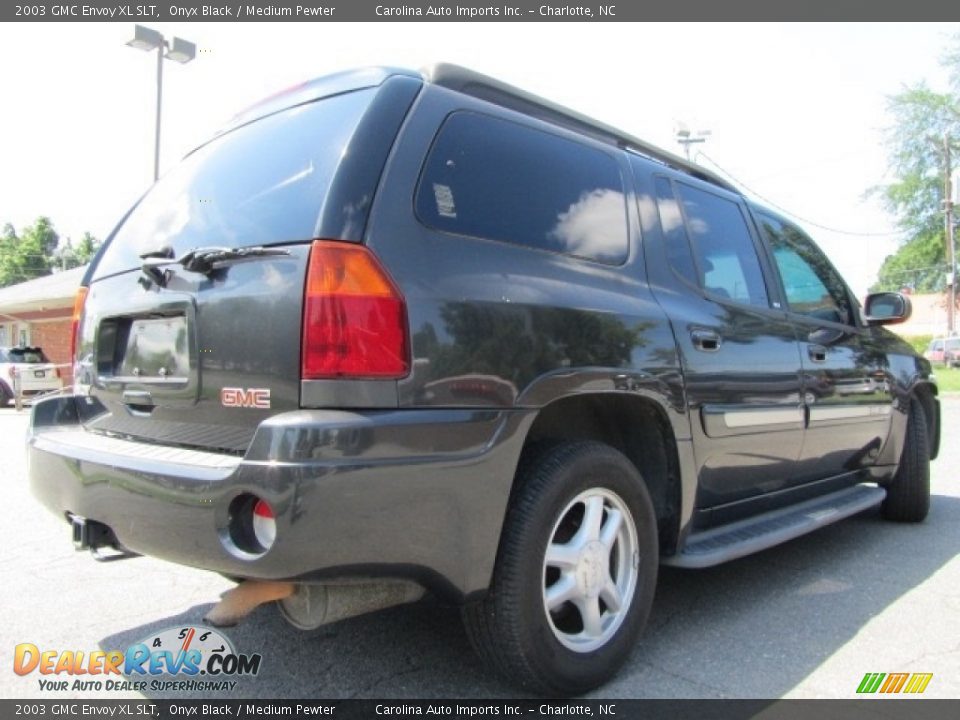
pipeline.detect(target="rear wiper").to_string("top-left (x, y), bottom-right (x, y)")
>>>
top-left (177, 246), bottom-right (291, 274)
top-left (140, 245), bottom-right (290, 283)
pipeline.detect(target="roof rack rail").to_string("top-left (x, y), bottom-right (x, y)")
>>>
top-left (421, 63), bottom-right (736, 193)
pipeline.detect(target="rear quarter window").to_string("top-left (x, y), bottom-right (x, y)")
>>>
top-left (415, 112), bottom-right (629, 264)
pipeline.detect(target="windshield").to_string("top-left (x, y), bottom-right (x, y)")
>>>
top-left (94, 88), bottom-right (375, 279)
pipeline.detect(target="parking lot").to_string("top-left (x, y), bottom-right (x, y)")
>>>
top-left (2, 398), bottom-right (958, 700)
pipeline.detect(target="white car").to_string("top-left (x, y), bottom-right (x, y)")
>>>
top-left (0, 346), bottom-right (63, 406)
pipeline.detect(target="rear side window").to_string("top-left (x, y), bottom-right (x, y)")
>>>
top-left (416, 112), bottom-right (629, 264)
top-left (674, 183), bottom-right (769, 307)
top-left (94, 88), bottom-right (377, 279)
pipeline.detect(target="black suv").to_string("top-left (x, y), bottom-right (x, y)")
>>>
top-left (28, 65), bottom-right (940, 695)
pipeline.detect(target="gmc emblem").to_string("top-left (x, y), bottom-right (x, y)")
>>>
top-left (221, 387), bottom-right (271, 409)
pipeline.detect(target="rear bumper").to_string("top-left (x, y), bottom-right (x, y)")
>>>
top-left (28, 396), bottom-right (533, 601)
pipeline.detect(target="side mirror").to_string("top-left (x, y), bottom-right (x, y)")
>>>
top-left (863, 292), bottom-right (912, 326)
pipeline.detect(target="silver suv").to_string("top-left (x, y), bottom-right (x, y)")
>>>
top-left (0, 346), bottom-right (62, 406)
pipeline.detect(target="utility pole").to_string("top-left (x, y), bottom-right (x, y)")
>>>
top-left (675, 122), bottom-right (711, 163)
top-left (945, 132), bottom-right (956, 336)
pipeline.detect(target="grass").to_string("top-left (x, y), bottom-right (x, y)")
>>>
top-left (902, 334), bottom-right (934, 356)
top-left (932, 365), bottom-right (960, 392)
top-left (897, 334), bottom-right (960, 391)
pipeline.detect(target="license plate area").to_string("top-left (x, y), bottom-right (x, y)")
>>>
top-left (96, 303), bottom-right (198, 403)
top-left (33, 370), bottom-right (45, 378)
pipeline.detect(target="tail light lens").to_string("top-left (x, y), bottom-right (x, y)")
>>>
top-left (70, 286), bottom-right (88, 361)
top-left (302, 240), bottom-right (409, 379)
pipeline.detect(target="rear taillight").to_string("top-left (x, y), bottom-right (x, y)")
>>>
top-left (301, 240), bottom-right (409, 379)
top-left (70, 287), bottom-right (88, 360)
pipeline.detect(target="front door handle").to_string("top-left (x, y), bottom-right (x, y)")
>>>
top-left (691, 329), bottom-right (722, 352)
top-left (808, 344), bottom-right (827, 362)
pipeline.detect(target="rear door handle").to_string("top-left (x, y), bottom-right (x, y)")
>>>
top-left (122, 390), bottom-right (156, 415)
top-left (691, 329), bottom-right (721, 352)
top-left (808, 344), bottom-right (827, 362)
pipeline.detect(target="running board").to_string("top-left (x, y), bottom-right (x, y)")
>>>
top-left (663, 485), bottom-right (886, 568)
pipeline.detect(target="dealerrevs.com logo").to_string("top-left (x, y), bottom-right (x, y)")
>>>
top-left (14, 626), bottom-right (262, 693)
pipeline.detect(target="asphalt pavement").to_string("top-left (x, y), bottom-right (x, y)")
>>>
top-left (2, 398), bottom-right (958, 700)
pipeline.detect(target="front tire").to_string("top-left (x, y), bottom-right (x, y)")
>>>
top-left (881, 396), bottom-right (930, 522)
top-left (463, 441), bottom-right (658, 696)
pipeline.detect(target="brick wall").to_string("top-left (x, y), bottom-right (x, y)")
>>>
top-left (30, 319), bottom-right (73, 387)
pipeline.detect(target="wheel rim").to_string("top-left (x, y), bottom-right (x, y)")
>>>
top-left (541, 487), bottom-right (639, 653)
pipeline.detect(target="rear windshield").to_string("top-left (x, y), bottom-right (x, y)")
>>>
top-left (4, 348), bottom-right (49, 363)
top-left (94, 88), bottom-right (376, 279)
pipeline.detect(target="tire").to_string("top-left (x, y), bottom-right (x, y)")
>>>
top-left (881, 396), bottom-right (930, 522)
top-left (463, 441), bottom-right (658, 696)
top-left (0, 382), bottom-right (11, 407)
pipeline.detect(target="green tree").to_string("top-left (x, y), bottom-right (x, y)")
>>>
top-left (0, 217), bottom-right (57, 286)
top-left (871, 37), bottom-right (960, 293)
top-left (74, 232), bottom-right (99, 264)
top-left (0, 219), bottom-right (101, 287)
top-left (56, 232), bottom-right (101, 270)
top-left (0, 224), bottom-right (18, 287)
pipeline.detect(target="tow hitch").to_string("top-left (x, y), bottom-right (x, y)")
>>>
top-left (68, 513), bottom-right (139, 562)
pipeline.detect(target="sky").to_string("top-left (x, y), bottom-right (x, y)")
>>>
top-left (0, 21), bottom-right (957, 296)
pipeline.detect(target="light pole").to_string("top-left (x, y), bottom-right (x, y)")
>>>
top-left (126, 25), bottom-right (196, 182)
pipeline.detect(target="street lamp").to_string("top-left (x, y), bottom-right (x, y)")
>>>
top-left (126, 25), bottom-right (196, 182)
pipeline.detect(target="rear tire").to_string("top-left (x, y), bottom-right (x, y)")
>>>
top-left (881, 397), bottom-right (930, 523)
top-left (463, 441), bottom-right (658, 696)
top-left (0, 383), bottom-right (11, 407)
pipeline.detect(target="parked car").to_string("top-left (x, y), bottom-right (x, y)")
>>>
top-left (27, 65), bottom-right (940, 695)
top-left (0, 346), bottom-right (62, 406)
top-left (945, 344), bottom-right (960, 368)
top-left (924, 336), bottom-right (960, 366)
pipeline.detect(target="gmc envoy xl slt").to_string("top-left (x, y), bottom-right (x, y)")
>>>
top-left (28, 65), bottom-right (940, 694)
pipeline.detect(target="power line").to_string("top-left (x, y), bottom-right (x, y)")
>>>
top-left (696, 152), bottom-right (905, 238)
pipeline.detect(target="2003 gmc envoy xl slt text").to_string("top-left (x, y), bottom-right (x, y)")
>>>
top-left (27, 65), bottom-right (940, 695)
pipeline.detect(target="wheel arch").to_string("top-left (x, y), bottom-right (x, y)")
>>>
top-left (911, 381), bottom-right (940, 460)
top-left (516, 392), bottom-right (684, 555)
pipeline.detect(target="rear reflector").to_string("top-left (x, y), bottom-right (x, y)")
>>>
top-left (302, 240), bottom-right (409, 379)
top-left (252, 499), bottom-right (276, 551)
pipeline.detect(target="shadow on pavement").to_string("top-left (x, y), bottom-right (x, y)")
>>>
top-left (100, 495), bottom-right (960, 699)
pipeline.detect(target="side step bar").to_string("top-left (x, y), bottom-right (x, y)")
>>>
top-left (663, 484), bottom-right (887, 569)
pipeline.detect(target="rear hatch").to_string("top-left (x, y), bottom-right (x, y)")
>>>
top-left (74, 71), bottom-right (421, 453)
top-left (5, 347), bottom-right (61, 392)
